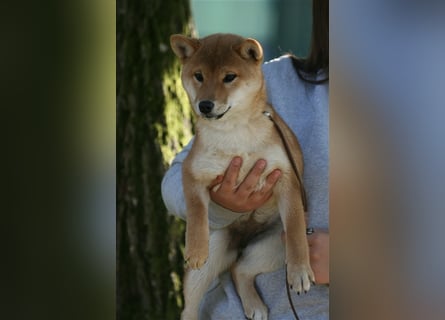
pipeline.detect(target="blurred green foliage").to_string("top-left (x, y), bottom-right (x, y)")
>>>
top-left (117, 0), bottom-right (194, 319)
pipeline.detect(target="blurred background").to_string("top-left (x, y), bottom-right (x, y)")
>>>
top-left (191, 0), bottom-right (312, 61)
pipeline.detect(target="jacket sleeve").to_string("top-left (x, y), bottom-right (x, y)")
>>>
top-left (161, 139), bottom-right (244, 229)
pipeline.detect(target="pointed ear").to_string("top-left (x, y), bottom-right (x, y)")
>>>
top-left (170, 34), bottom-right (200, 61)
top-left (235, 38), bottom-right (263, 63)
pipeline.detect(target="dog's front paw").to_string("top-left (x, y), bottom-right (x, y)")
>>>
top-left (185, 245), bottom-right (209, 269)
top-left (286, 263), bottom-right (315, 295)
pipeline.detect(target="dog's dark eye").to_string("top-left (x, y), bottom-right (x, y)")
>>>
top-left (223, 74), bottom-right (237, 83)
top-left (194, 72), bottom-right (204, 82)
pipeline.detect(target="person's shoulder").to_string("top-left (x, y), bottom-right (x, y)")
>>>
top-left (264, 54), bottom-right (294, 65)
top-left (262, 55), bottom-right (296, 85)
top-left (263, 54), bottom-right (294, 72)
top-left (264, 55), bottom-right (329, 84)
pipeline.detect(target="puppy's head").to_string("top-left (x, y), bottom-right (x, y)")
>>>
top-left (170, 33), bottom-right (265, 121)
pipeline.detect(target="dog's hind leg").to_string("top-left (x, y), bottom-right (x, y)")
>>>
top-left (231, 222), bottom-right (284, 320)
top-left (181, 228), bottom-right (237, 320)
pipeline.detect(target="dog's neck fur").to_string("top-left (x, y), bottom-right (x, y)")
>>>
top-left (194, 89), bottom-right (274, 154)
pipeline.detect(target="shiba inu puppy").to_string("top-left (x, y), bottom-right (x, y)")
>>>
top-left (170, 33), bottom-right (314, 320)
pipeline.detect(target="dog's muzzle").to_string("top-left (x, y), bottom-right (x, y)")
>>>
top-left (198, 100), bottom-right (231, 120)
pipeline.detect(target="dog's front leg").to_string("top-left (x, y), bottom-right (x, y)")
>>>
top-left (278, 180), bottom-right (315, 294)
top-left (183, 168), bottom-right (210, 269)
top-left (182, 229), bottom-right (237, 320)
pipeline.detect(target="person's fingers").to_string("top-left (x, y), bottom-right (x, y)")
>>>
top-left (247, 169), bottom-right (281, 202)
top-left (218, 157), bottom-right (242, 192)
top-left (236, 159), bottom-right (267, 197)
top-left (207, 175), bottom-right (224, 191)
top-left (260, 169), bottom-right (282, 195)
top-left (208, 158), bottom-right (283, 213)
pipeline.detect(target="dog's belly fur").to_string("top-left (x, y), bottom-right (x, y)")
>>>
top-left (190, 143), bottom-right (291, 192)
top-left (227, 208), bottom-right (282, 253)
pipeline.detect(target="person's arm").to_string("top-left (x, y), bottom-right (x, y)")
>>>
top-left (307, 229), bottom-right (329, 284)
top-left (161, 140), bottom-right (192, 221)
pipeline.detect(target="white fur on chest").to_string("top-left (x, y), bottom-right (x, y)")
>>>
top-left (189, 123), bottom-right (290, 188)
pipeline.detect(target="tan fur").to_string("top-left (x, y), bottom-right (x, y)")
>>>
top-left (170, 33), bottom-right (314, 320)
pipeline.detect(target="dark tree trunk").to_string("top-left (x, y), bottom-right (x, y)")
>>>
top-left (117, 1), bottom-right (194, 319)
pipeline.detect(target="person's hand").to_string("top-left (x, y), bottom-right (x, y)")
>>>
top-left (307, 229), bottom-right (329, 284)
top-left (208, 156), bottom-right (282, 213)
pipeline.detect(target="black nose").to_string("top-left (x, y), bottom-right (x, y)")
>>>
top-left (199, 100), bottom-right (214, 114)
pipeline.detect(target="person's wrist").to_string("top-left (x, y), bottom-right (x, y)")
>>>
top-left (208, 201), bottom-right (251, 229)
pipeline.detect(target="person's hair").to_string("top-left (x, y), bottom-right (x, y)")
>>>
top-left (291, 0), bottom-right (329, 84)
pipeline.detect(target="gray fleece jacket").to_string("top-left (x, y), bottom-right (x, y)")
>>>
top-left (161, 55), bottom-right (329, 319)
